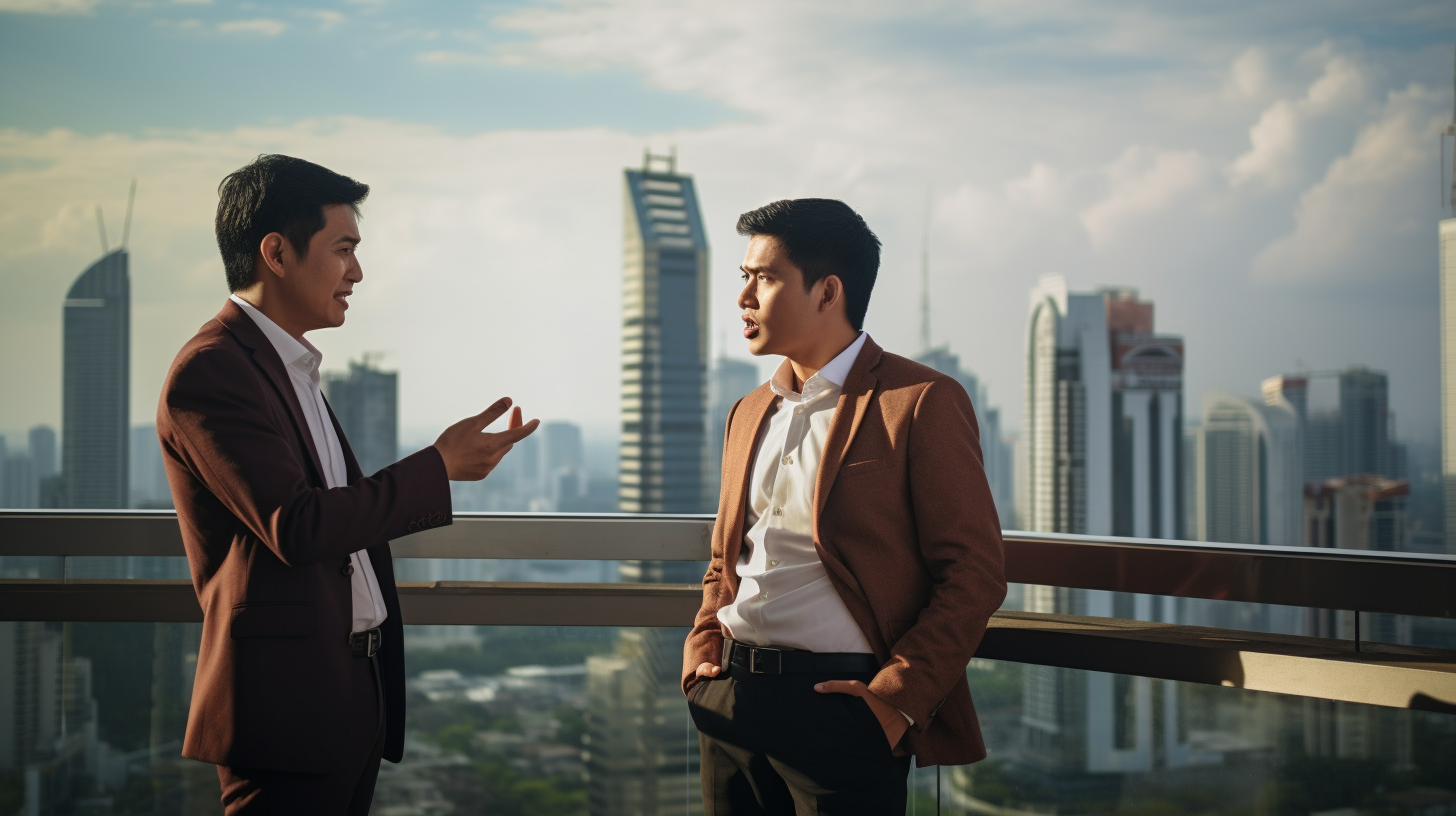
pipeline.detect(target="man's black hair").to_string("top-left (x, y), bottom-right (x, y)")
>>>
top-left (215, 154), bottom-right (370, 292)
top-left (735, 198), bottom-right (881, 331)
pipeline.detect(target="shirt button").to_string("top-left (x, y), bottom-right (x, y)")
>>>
top-left (341, 563), bottom-right (355, 577)
top-left (781, 455), bottom-right (793, 465)
top-left (795, 407), bottom-right (804, 415)
top-left (769, 559), bottom-right (779, 567)
top-left (772, 507), bottom-right (783, 517)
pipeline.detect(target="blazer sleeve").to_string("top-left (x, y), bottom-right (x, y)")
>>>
top-left (680, 397), bottom-right (740, 695)
top-left (161, 343), bottom-right (452, 567)
top-left (867, 378), bottom-right (1007, 727)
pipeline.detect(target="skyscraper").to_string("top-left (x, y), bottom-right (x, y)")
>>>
top-left (1195, 393), bottom-right (1301, 547)
top-left (321, 355), bottom-right (398, 478)
top-left (705, 355), bottom-right (760, 503)
top-left (1023, 276), bottom-right (1184, 539)
top-left (540, 421), bottom-right (585, 509)
top-left (1020, 275), bottom-right (1193, 781)
top-left (1264, 368), bottom-right (1395, 485)
top-left (618, 150), bottom-right (710, 513)
top-left (129, 424), bottom-right (171, 509)
top-left (62, 249), bottom-right (130, 509)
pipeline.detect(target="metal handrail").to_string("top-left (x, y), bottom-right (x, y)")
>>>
top-left (2, 510), bottom-right (1454, 618)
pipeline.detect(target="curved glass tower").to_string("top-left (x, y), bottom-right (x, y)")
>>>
top-left (63, 248), bottom-right (129, 508)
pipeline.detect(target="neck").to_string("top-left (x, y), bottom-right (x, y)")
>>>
top-left (234, 285), bottom-right (309, 342)
top-left (787, 325), bottom-right (860, 389)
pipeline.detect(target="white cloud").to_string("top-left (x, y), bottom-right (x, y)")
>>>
top-left (218, 18), bottom-right (287, 36)
top-left (1229, 51), bottom-right (1369, 188)
top-left (1081, 147), bottom-right (1218, 249)
top-left (1250, 85), bottom-right (1444, 287)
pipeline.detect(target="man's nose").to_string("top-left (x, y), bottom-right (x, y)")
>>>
top-left (347, 260), bottom-right (363, 283)
top-left (737, 282), bottom-right (756, 309)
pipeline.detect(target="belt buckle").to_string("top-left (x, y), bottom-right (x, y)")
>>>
top-left (748, 646), bottom-right (781, 674)
top-left (367, 628), bottom-right (382, 657)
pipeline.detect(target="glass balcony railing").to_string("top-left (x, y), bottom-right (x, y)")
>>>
top-left (1, 510), bottom-right (1453, 815)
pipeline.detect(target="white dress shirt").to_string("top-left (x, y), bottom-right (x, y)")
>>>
top-left (717, 331), bottom-right (874, 654)
top-left (230, 295), bottom-right (388, 634)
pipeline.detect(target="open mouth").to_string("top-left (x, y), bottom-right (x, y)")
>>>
top-left (334, 291), bottom-right (352, 308)
top-left (742, 315), bottom-right (759, 340)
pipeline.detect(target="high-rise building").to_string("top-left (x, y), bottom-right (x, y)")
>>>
top-left (1265, 369), bottom-right (1394, 486)
top-left (321, 355), bottom-right (398, 478)
top-left (1023, 276), bottom-right (1184, 539)
top-left (618, 150), bottom-right (710, 514)
top-left (28, 426), bottom-right (56, 482)
top-left (1443, 218), bottom-right (1456, 550)
top-left (1020, 275), bottom-right (1193, 781)
top-left (1194, 393), bottom-right (1301, 547)
top-left (705, 355), bottom-right (760, 503)
top-left (540, 421), bottom-right (585, 510)
top-left (62, 249), bottom-right (130, 508)
top-left (1, 455), bottom-right (37, 508)
top-left (129, 424), bottom-right (171, 509)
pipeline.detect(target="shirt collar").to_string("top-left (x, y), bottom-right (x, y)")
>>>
top-left (768, 332), bottom-right (869, 402)
top-left (229, 294), bottom-right (323, 383)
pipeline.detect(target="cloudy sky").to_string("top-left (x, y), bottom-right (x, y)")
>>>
top-left (1, 0), bottom-right (1453, 451)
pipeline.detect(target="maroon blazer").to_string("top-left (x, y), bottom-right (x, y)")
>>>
top-left (157, 299), bottom-right (451, 773)
top-left (683, 336), bottom-right (1007, 767)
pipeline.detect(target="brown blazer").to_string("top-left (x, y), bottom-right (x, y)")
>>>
top-left (683, 336), bottom-right (1007, 767)
top-left (157, 299), bottom-right (452, 773)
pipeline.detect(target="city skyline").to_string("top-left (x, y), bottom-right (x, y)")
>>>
top-left (1, 3), bottom-right (1453, 451)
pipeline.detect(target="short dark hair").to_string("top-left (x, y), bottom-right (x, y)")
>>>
top-left (735, 199), bottom-right (881, 331)
top-left (215, 155), bottom-right (370, 292)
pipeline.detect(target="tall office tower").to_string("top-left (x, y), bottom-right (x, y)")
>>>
top-left (63, 248), bottom-right (130, 508)
top-left (914, 347), bottom-right (1015, 525)
top-left (1024, 276), bottom-right (1184, 540)
top-left (1264, 368), bottom-right (1394, 485)
top-left (705, 355), bottom-right (760, 504)
top-left (1195, 394), bottom-right (1301, 547)
top-left (1, 455), bottom-right (37, 508)
top-left (28, 426), bottom-right (56, 482)
top-left (129, 425), bottom-right (171, 509)
top-left (618, 151), bottom-right (710, 514)
top-left (321, 356), bottom-right (398, 478)
top-left (583, 630), bottom-right (703, 816)
top-left (1304, 476), bottom-right (1413, 646)
top-left (0, 622), bottom-right (98, 814)
top-left (1021, 275), bottom-right (1194, 782)
top-left (540, 421), bottom-right (584, 509)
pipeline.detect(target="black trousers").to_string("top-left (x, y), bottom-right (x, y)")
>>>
top-left (216, 654), bottom-right (384, 815)
top-left (688, 664), bottom-right (913, 815)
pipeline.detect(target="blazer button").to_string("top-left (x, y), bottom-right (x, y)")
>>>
top-left (341, 563), bottom-right (355, 577)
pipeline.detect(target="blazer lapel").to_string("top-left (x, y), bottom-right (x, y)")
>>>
top-left (812, 336), bottom-right (883, 538)
top-left (720, 385), bottom-right (777, 576)
top-left (215, 299), bottom-right (329, 486)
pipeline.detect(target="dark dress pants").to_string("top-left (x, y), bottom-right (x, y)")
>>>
top-left (216, 654), bottom-right (384, 815)
top-left (688, 664), bottom-right (913, 815)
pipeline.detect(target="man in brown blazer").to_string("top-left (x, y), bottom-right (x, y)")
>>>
top-left (683, 199), bottom-right (1007, 815)
top-left (157, 155), bottom-right (538, 815)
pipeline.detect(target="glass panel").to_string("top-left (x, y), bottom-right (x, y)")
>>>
top-left (4, 620), bottom-right (1449, 815)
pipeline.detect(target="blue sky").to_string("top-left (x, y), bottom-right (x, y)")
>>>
top-left (1, 0), bottom-right (1453, 448)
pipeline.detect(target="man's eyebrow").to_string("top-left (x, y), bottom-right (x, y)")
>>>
top-left (336, 234), bottom-right (361, 246)
top-left (739, 264), bottom-right (770, 274)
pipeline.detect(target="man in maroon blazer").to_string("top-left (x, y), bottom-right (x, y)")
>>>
top-left (683, 199), bottom-right (1007, 814)
top-left (157, 154), bottom-right (538, 815)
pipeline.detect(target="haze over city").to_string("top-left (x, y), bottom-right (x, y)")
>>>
top-left (1, 0), bottom-right (1452, 448)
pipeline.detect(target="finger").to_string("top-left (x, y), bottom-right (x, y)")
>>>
top-left (813, 680), bottom-right (862, 695)
top-left (471, 398), bottom-right (514, 431)
top-left (490, 418), bottom-right (540, 445)
top-left (509, 406), bottom-right (523, 430)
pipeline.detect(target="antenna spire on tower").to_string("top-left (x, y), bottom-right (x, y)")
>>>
top-left (121, 179), bottom-right (136, 250)
top-left (95, 206), bottom-right (108, 256)
top-left (1444, 46), bottom-right (1456, 210)
top-left (919, 190), bottom-right (931, 353)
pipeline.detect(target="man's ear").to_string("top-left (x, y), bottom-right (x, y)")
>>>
top-left (258, 233), bottom-right (288, 280)
top-left (819, 274), bottom-right (845, 314)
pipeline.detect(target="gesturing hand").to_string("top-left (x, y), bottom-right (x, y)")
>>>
top-left (814, 679), bottom-right (908, 750)
top-left (433, 397), bottom-right (540, 481)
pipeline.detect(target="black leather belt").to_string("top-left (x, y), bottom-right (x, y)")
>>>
top-left (348, 627), bottom-right (382, 658)
top-left (722, 638), bottom-right (879, 675)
